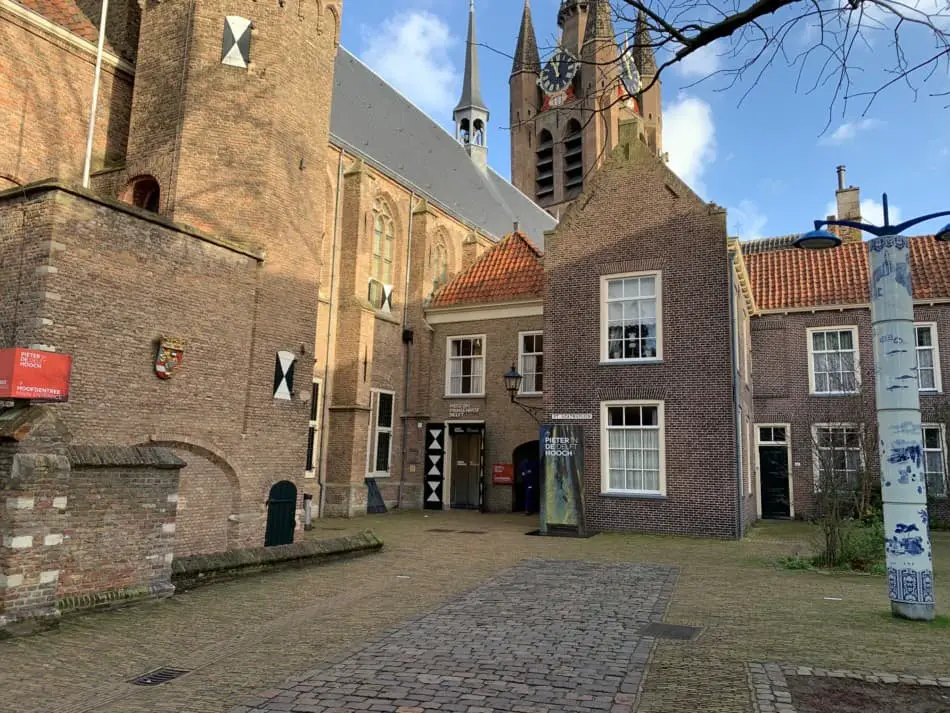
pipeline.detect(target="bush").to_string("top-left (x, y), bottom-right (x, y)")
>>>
top-left (806, 518), bottom-right (885, 572)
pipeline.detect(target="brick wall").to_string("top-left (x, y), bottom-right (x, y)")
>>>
top-left (0, 2), bottom-right (133, 185)
top-left (427, 311), bottom-right (544, 513)
top-left (0, 185), bottom-right (309, 553)
top-left (58, 445), bottom-right (180, 603)
top-left (752, 304), bottom-right (950, 522)
top-left (544, 130), bottom-right (740, 538)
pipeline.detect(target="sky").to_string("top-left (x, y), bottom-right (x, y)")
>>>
top-left (339, 0), bottom-right (950, 241)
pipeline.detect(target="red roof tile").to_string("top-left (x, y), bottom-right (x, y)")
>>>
top-left (15, 0), bottom-right (113, 50)
top-left (429, 232), bottom-right (543, 308)
top-left (745, 236), bottom-right (950, 311)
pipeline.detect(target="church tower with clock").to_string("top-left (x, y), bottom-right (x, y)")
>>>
top-left (509, 0), bottom-right (663, 216)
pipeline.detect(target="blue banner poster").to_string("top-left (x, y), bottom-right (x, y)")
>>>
top-left (540, 424), bottom-right (586, 535)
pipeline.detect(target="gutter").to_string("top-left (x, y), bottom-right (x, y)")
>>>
top-left (317, 151), bottom-right (346, 518)
top-left (398, 192), bottom-right (417, 509)
top-left (728, 251), bottom-right (744, 540)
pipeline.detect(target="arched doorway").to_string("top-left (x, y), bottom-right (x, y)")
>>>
top-left (265, 481), bottom-right (297, 547)
top-left (512, 441), bottom-right (540, 514)
top-left (124, 175), bottom-right (161, 213)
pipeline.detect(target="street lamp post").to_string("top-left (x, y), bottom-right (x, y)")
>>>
top-left (796, 194), bottom-right (950, 622)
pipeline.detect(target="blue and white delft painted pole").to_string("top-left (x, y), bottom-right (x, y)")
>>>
top-left (869, 230), bottom-right (935, 621)
top-left (798, 193), bottom-right (950, 621)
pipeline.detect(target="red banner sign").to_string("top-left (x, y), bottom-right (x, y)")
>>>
top-left (0, 349), bottom-right (73, 402)
top-left (492, 463), bottom-right (514, 486)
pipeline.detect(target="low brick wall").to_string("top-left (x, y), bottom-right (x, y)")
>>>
top-left (172, 530), bottom-right (383, 591)
top-left (0, 406), bottom-right (184, 636)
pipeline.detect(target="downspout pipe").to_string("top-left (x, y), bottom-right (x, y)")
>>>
top-left (398, 192), bottom-right (417, 508)
top-left (317, 151), bottom-right (346, 519)
top-left (729, 253), bottom-right (743, 539)
top-left (81, 0), bottom-right (110, 187)
top-left (728, 251), bottom-right (744, 540)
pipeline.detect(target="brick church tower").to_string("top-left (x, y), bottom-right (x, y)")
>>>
top-left (510, 0), bottom-right (663, 216)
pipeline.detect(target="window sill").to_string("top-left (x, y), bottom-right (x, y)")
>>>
top-left (920, 390), bottom-right (943, 396)
top-left (443, 394), bottom-right (486, 400)
top-left (599, 359), bottom-right (663, 366)
top-left (518, 392), bottom-right (543, 398)
top-left (600, 491), bottom-right (667, 500)
top-left (367, 473), bottom-right (390, 479)
top-left (374, 311), bottom-right (401, 325)
top-left (808, 391), bottom-right (861, 397)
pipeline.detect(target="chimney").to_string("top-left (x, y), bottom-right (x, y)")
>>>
top-left (835, 165), bottom-right (862, 243)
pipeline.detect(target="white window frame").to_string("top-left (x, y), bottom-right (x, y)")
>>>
top-left (754, 423), bottom-right (794, 519)
top-left (445, 335), bottom-right (487, 398)
top-left (600, 271), bottom-right (663, 364)
top-left (921, 423), bottom-right (948, 498)
top-left (367, 388), bottom-right (395, 477)
top-left (305, 377), bottom-right (323, 478)
top-left (600, 400), bottom-right (666, 496)
top-left (806, 326), bottom-right (860, 395)
top-left (811, 422), bottom-right (864, 492)
top-left (915, 322), bottom-right (942, 394)
top-left (518, 331), bottom-right (543, 396)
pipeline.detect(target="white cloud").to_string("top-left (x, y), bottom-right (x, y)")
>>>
top-left (824, 199), bottom-right (902, 228)
top-left (663, 95), bottom-right (716, 195)
top-left (676, 42), bottom-right (723, 79)
top-left (820, 118), bottom-right (882, 145)
top-left (360, 12), bottom-right (460, 118)
top-left (730, 200), bottom-right (769, 241)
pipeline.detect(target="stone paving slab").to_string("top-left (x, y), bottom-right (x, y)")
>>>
top-left (232, 559), bottom-right (677, 713)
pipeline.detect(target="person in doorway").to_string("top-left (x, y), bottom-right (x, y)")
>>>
top-left (521, 458), bottom-right (539, 515)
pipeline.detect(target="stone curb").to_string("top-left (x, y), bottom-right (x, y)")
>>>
top-left (171, 530), bottom-right (383, 591)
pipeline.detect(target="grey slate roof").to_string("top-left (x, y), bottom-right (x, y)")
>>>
top-left (329, 47), bottom-right (557, 249)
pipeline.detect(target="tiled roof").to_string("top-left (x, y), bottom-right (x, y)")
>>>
top-left (15, 0), bottom-right (113, 50)
top-left (740, 235), bottom-right (797, 255)
top-left (429, 232), bottom-right (543, 308)
top-left (745, 236), bottom-right (950, 311)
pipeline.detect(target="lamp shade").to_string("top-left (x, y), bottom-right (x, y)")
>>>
top-left (936, 223), bottom-right (950, 242)
top-left (503, 364), bottom-right (523, 397)
top-left (794, 228), bottom-right (842, 251)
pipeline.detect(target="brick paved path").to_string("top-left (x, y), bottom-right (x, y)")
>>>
top-left (231, 560), bottom-right (676, 713)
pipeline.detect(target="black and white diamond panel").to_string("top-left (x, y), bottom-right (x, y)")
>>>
top-left (273, 350), bottom-right (296, 401)
top-left (424, 424), bottom-right (445, 510)
top-left (221, 16), bottom-right (252, 69)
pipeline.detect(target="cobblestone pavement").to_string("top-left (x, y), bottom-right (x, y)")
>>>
top-left (230, 560), bottom-right (676, 713)
top-left (0, 512), bottom-right (947, 713)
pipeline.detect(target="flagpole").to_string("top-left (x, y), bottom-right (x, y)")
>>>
top-left (82, 0), bottom-right (110, 189)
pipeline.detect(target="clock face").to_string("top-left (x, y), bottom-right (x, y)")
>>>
top-left (538, 49), bottom-right (579, 95)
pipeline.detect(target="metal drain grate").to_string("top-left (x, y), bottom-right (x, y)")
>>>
top-left (425, 528), bottom-right (457, 533)
top-left (640, 623), bottom-right (703, 641)
top-left (131, 667), bottom-right (190, 686)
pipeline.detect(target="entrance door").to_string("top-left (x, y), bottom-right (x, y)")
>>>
top-left (450, 433), bottom-right (482, 509)
top-left (759, 446), bottom-right (790, 518)
top-left (265, 480), bottom-right (297, 546)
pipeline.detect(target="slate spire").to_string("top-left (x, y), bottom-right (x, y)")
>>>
top-left (634, 9), bottom-right (658, 76)
top-left (511, 0), bottom-right (541, 75)
top-left (455, 0), bottom-right (487, 112)
top-left (582, 0), bottom-right (616, 50)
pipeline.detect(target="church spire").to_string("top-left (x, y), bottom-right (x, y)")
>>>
top-left (454, 0), bottom-right (489, 169)
top-left (634, 9), bottom-right (657, 76)
top-left (511, 0), bottom-right (540, 75)
top-left (582, 0), bottom-right (615, 50)
top-left (455, 0), bottom-right (487, 112)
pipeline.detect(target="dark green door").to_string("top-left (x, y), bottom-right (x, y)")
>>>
top-left (759, 446), bottom-right (790, 518)
top-left (265, 480), bottom-right (297, 546)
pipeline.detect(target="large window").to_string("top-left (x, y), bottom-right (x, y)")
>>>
top-left (813, 424), bottom-right (862, 491)
top-left (601, 272), bottom-right (661, 362)
top-left (368, 390), bottom-right (394, 476)
top-left (922, 425), bottom-right (947, 498)
top-left (305, 379), bottom-right (322, 476)
top-left (808, 327), bottom-right (859, 394)
top-left (519, 332), bottom-right (543, 395)
top-left (915, 323), bottom-right (941, 393)
top-left (602, 401), bottom-right (665, 496)
top-left (446, 336), bottom-right (485, 397)
top-left (372, 198), bottom-right (394, 285)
